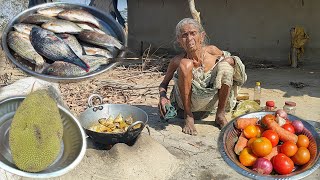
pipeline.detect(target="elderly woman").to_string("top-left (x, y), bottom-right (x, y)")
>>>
top-left (158, 18), bottom-right (247, 135)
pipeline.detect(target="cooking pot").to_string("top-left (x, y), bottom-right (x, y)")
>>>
top-left (78, 94), bottom-right (148, 145)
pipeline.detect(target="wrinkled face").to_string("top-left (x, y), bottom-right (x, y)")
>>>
top-left (177, 23), bottom-right (205, 53)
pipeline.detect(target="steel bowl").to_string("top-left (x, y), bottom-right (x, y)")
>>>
top-left (78, 94), bottom-right (149, 145)
top-left (0, 96), bottom-right (87, 178)
top-left (1, 2), bottom-right (127, 82)
top-left (218, 111), bottom-right (320, 180)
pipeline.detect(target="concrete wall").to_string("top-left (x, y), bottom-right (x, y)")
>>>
top-left (128, 0), bottom-right (319, 64)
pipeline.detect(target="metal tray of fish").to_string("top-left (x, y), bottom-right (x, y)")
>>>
top-left (1, 2), bottom-right (127, 82)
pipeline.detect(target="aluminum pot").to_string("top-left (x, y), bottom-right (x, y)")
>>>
top-left (78, 94), bottom-right (149, 145)
top-left (218, 111), bottom-right (320, 180)
top-left (1, 2), bottom-right (127, 82)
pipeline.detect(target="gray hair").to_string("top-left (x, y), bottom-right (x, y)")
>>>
top-left (175, 18), bottom-right (209, 45)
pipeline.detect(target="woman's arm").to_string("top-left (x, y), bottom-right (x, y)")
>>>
top-left (159, 55), bottom-right (182, 97)
top-left (158, 55), bottom-right (182, 117)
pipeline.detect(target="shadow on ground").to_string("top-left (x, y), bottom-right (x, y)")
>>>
top-left (135, 105), bottom-right (220, 131)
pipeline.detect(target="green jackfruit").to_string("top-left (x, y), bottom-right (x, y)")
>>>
top-left (9, 90), bottom-right (63, 172)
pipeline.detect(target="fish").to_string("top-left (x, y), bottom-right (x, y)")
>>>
top-left (58, 9), bottom-right (101, 28)
top-left (57, 34), bottom-right (83, 56)
top-left (13, 23), bottom-right (39, 35)
top-left (78, 30), bottom-right (124, 50)
top-left (83, 45), bottom-right (113, 58)
top-left (41, 19), bottom-right (83, 34)
top-left (22, 14), bottom-right (56, 24)
top-left (43, 55), bottom-right (110, 77)
top-left (7, 31), bottom-right (44, 66)
top-left (76, 23), bottom-right (106, 34)
top-left (30, 27), bottom-right (90, 72)
top-left (37, 6), bottom-right (65, 17)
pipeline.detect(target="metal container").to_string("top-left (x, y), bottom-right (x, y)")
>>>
top-left (218, 111), bottom-right (320, 180)
top-left (0, 96), bottom-right (87, 178)
top-left (1, 2), bottom-right (127, 82)
top-left (78, 94), bottom-right (149, 145)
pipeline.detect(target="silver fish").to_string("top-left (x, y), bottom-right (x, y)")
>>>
top-left (78, 30), bottom-right (124, 50)
top-left (7, 31), bottom-right (44, 66)
top-left (37, 7), bottom-right (65, 17)
top-left (41, 19), bottom-right (83, 34)
top-left (13, 23), bottom-right (38, 35)
top-left (76, 23), bottom-right (106, 34)
top-left (43, 55), bottom-right (110, 77)
top-left (30, 27), bottom-right (90, 72)
top-left (83, 45), bottom-right (112, 58)
top-left (57, 34), bottom-right (83, 56)
top-left (22, 14), bottom-right (56, 24)
top-left (58, 9), bottom-right (101, 28)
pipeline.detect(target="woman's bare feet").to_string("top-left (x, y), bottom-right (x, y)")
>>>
top-left (182, 115), bottom-right (198, 135)
top-left (215, 113), bottom-right (228, 129)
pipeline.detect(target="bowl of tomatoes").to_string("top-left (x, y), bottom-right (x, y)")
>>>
top-left (218, 111), bottom-right (320, 180)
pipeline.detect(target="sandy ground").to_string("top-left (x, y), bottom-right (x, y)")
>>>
top-left (0, 1), bottom-right (319, 178)
top-left (0, 52), bottom-right (319, 180)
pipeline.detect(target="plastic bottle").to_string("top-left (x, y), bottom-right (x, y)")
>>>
top-left (265, 100), bottom-right (275, 111)
top-left (253, 81), bottom-right (261, 105)
top-left (283, 101), bottom-right (296, 114)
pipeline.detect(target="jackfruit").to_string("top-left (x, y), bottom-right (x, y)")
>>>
top-left (9, 90), bottom-right (63, 172)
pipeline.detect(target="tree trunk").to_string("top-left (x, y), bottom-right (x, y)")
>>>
top-left (188, 0), bottom-right (201, 25)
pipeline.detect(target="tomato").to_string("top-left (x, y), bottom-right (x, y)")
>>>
top-left (282, 124), bottom-right (295, 134)
top-left (255, 125), bottom-right (264, 137)
top-left (243, 125), bottom-right (258, 139)
top-left (262, 130), bottom-right (279, 147)
top-left (247, 137), bottom-right (257, 148)
top-left (239, 147), bottom-right (258, 166)
top-left (272, 153), bottom-right (294, 175)
top-left (291, 147), bottom-right (310, 165)
top-left (261, 114), bottom-right (276, 127)
top-left (280, 141), bottom-right (298, 157)
top-left (296, 135), bottom-right (310, 148)
top-left (251, 137), bottom-right (272, 157)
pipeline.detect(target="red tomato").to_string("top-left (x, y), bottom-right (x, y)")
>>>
top-left (251, 137), bottom-right (272, 157)
top-left (280, 141), bottom-right (298, 157)
top-left (261, 114), bottom-right (276, 127)
top-left (282, 124), bottom-right (295, 134)
top-left (262, 130), bottom-right (279, 147)
top-left (272, 153), bottom-right (294, 175)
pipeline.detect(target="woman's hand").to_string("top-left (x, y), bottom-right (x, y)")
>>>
top-left (158, 96), bottom-right (170, 119)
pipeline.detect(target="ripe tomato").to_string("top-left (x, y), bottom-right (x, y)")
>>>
top-left (251, 137), bottom-right (272, 157)
top-left (261, 114), bottom-right (276, 127)
top-left (291, 147), bottom-right (310, 165)
top-left (285, 119), bottom-right (291, 124)
top-left (262, 130), bottom-right (279, 147)
top-left (282, 124), bottom-right (295, 134)
top-left (243, 125), bottom-right (258, 139)
top-left (247, 137), bottom-right (257, 148)
top-left (272, 153), bottom-right (294, 175)
top-left (239, 147), bottom-right (258, 166)
top-left (280, 141), bottom-right (298, 157)
top-left (296, 135), bottom-right (310, 148)
top-left (255, 125), bottom-right (264, 137)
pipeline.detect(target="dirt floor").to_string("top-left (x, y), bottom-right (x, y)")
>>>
top-left (0, 47), bottom-right (319, 180)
